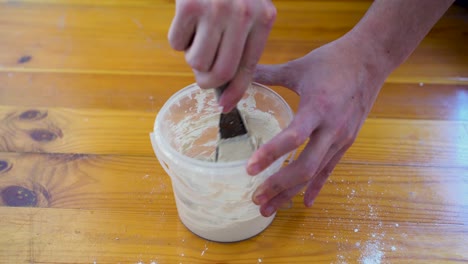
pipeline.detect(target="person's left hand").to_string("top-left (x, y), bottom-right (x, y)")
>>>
top-left (246, 34), bottom-right (392, 217)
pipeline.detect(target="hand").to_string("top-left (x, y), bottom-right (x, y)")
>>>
top-left (168, 0), bottom-right (276, 112)
top-left (246, 34), bottom-right (392, 217)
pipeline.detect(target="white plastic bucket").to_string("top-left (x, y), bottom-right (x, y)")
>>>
top-left (150, 82), bottom-right (294, 242)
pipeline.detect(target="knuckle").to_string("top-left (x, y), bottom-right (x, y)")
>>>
top-left (274, 193), bottom-right (293, 207)
top-left (318, 164), bottom-right (334, 180)
top-left (178, 0), bottom-right (203, 16)
top-left (270, 182), bottom-right (284, 194)
top-left (167, 34), bottom-right (181, 51)
top-left (241, 63), bottom-right (256, 75)
top-left (260, 3), bottom-right (277, 27)
top-left (258, 144), bottom-right (279, 165)
top-left (336, 124), bottom-right (356, 144)
top-left (212, 0), bottom-right (231, 16)
top-left (235, 0), bottom-right (253, 21)
top-left (213, 64), bottom-right (236, 84)
top-left (298, 161), bottom-right (317, 181)
top-left (192, 72), bottom-right (211, 88)
top-left (194, 76), bottom-right (213, 89)
top-left (343, 133), bottom-right (356, 147)
top-left (186, 53), bottom-right (209, 72)
top-left (285, 127), bottom-right (309, 148)
top-left (167, 26), bottom-right (186, 51)
top-left (300, 169), bottom-right (314, 182)
top-left (343, 133), bottom-right (356, 144)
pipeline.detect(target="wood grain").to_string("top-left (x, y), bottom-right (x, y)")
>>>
top-left (0, 2), bottom-right (467, 84)
top-left (0, 153), bottom-right (466, 263)
top-left (1, 207), bottom-right (466, 264)
top-left (1, 72), bottom-right (468, 121)
top-left (0, 0), bottom-right (467, 263)
top-left (0, 153), bottom-right (466, 223)
top-left (1, 105), bottom-right (467, 167)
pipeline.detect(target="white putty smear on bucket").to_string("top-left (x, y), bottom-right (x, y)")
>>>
top-left (151, 83), bottom-right (293, 242)
top-left (171, 85), bottom-right (281, 162)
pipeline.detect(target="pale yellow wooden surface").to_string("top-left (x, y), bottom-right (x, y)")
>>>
top-left (0, 1), bottom-right (467, 264)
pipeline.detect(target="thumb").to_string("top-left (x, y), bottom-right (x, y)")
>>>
top-left (253, 64), bottom-right (288, 86)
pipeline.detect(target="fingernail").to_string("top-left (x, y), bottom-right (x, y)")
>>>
top-left (305, 199), bottom-right (314, 208)
top-left (263, 205), bottom-right (276, 217)
top-left (223, 105), bottom-right (233, 113)
top-left (253, 194), bottom-right (268, 205)
top-left (249, 164), bottom-right (262, 175)
top-left (247, 156), bottom-right (261, 175)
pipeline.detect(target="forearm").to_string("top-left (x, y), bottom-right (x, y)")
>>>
top-left (348, 0), bottom-right (455, 75)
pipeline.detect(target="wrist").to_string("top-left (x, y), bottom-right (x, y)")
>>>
top-left (344, 0), bottom-right (455, 79)
top-left (335, 30), bottom-right (392, 96)
top-left (344, 28), bottom-right (395, 82)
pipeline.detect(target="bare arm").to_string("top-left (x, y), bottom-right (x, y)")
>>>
top-left (351, 0), bottom-right (456, 75)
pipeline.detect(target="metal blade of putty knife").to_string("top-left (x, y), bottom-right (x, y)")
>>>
top-left (215, 83), bottom-right (256, 162)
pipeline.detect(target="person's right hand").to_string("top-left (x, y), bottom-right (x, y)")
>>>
top-left (168, 0), bottom-right (277, 112)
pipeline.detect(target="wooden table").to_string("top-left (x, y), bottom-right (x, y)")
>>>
top-left (1, 1), bottom-right (467, 263)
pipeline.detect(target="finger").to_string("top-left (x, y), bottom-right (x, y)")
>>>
top-left (260, 138), bottom-right (345, 215)
top-left (253, 64), bottom-right (287, 86)
top-left (217, 4), bottom-right (277, 112)
top-left (195, 13), bottom-right (251, 90)
top-left (300, 142), bottom-right (341, 204)
top-left (252, 129), bottom-right (333, 206)
top-left (304, 148), bottom-right (347, 207)
top-left (259, 182), bottom-right (306, 217)
top-left (168, 1), bottom-right (200, 51)
top-left (247, 106), bottom-right (318, 175)
top-left (185, 17), bottom-right (223, 72)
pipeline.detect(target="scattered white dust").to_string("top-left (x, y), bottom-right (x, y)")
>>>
top-left (359, 240), bottom-right (384, 264)
top-left (257, 258), bottom-right (262, 263)
top-left (132, 18), bottom-right (143, 28)
top-left (419, 82), bottom-right (424, 87)
top-left (395, 223), bottom-right (399, 227)
top-left (391, 246), bottom-right (397, 251)
top-left (354, 228), bottom-right (359, 233)
top-left (57, 14), bottom-right (66, 29)
top-left (368, 204), bottom-right (377, 219)
top-left (201, 243), bottom-right (208, 256)
top-left (336, 254), bottom-right (348, 264)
